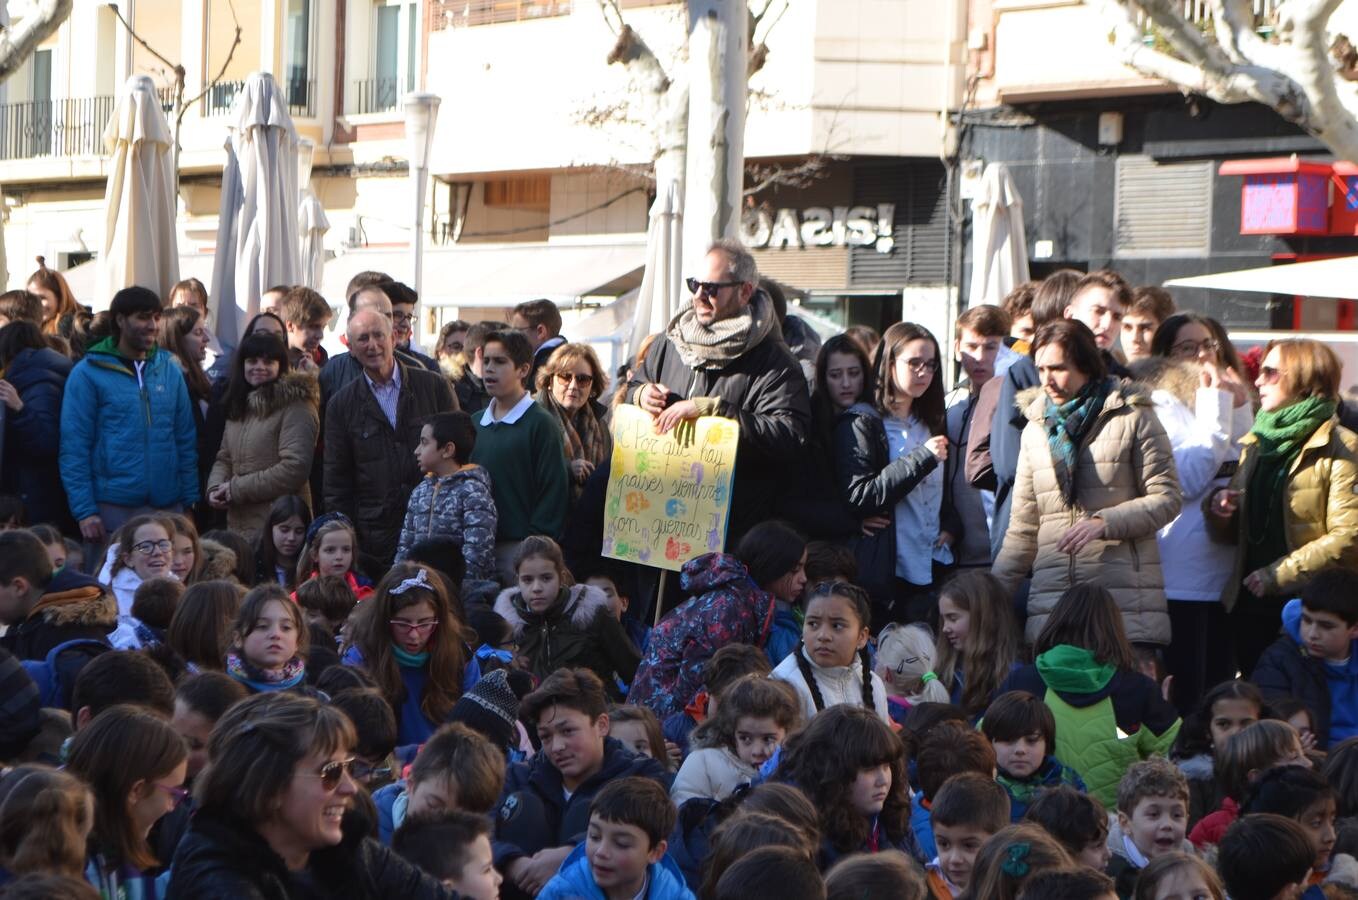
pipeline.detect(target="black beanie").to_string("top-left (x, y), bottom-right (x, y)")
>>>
top-left (448, 668), bottom-right (532, 752)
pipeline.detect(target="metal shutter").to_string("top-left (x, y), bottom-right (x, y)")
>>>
top-left (752, 247), bottom-right (850, 291)
top-left (850, 161), bottom-right (950, 287)
top-left (1114, 156), bottom-right (1212, 257)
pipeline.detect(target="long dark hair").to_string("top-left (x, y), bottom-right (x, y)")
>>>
top-left (1151, 312), bottom-right (1246, 376)
top-left (734, 520), bottom-right (806, 591)
top-left (1033, 583), bottom-right (1135, 670)
top-left (795, 581), bottom-right (875, 714)
top-left (874, 321), bottom-right (945, 433)
top-left (0, 320), bottom-right (46, 370)
top-left (253, 495), bottom-right (312, 588)
top-left (812, 334), bottom-right (874, 447)
top-left (221, 332), bottom-right (291, 420)
top-left (1171, 679), bottom-right (1264, 760)
top-left (159, 306), bottom-right (212, 402)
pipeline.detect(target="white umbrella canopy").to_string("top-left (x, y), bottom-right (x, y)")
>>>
top-left (629, 174), bottom-right (684, 359)
top-left (968, 163), bottom-right (1030, 309)
top-left (211, 72), bottom-right (301, 342)
top-left (98, 74), bottom-right (179, 310)
top-left (297, 139), bottom-right (328, 291)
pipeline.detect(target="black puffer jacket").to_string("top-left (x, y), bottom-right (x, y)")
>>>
top-left (494, 584), bottom-right (640, 699)
top-left (323, 361), bottom-right (456, 567)
top-left (166, 810), bottom-right (458, 900)
top-left (1, 346), bottom-right (73, 531)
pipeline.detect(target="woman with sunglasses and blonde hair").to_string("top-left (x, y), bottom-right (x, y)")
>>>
top-left (167, 691), bottom-right (456, 899)
top-left (1206, 337), bottom-right (1358, 676)
top-left (536, 342), bottom-right (611, 499)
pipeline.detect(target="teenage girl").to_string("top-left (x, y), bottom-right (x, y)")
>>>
top-left (344, 561), bottom-right (480, 749)
top-left (873, 622), bottom-right (948, 725)
top-left (494, 535), bottom-right (638, 699)
top-left (774, 703), bottom-right (919, 866)
top-left (997, 583), bottom-right (1181, 807)
top-left (165, 513), bottom-right (203, 583)
top-left (254, 495), bottom-right (311, 588)
top-left (102, 515), bottom-right (174, 616)
top-left (1189, 718), bottom-right (1311, 849)
top-left (295, 512), bottom-right (373, 601)
top-left (1133, 853), bottom-right (1225, 900)
top-left (0, 766), bottom-right (93, 882)
top-left (1171, 680), bottom-right (1264, 827)
top-left (672, 675), bottom-right (801, 805)
top-left (771, 581), bottom-right (889, 722)
top-left (931, 570), bottom-right (1020, 720)
top-left (225, 584), bottom-right (309, 692)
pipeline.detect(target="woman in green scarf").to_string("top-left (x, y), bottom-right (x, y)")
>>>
top-left (1206, 338), bottom-right (1358, 675)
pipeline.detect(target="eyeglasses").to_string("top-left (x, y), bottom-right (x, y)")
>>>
top-left (554, 372), bottom-right (594, 387)
top-left (389, 618), bottom-right (439, 635)
top-left (475, 644), bottom-right (516, 664)
top-left (156, 784), bottom-right (191, 808)
top-left (901, 357), bottom-right (940, 374)
top-left (1259, 365), bottom-right (1286, 383)
top-left (686, 277), bottom-right (743, 296)
top-left (132, 539), bottom-right (173, 556)
top-left (391, 311), bottom-right (415, 325)
top-left (296, 757), bottom-right (358, 792)
top-left (350, 760), bottom-right (393, 783)
top-left (1170, 338), bottom-right (1220, 359)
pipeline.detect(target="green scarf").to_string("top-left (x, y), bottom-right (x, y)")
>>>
top-left (1043, 377), bottom-right (1114, 507)
top-left (392, 645), bottom-right (431, 668)
top-left (1246, 395), bottom-right (1336, 568)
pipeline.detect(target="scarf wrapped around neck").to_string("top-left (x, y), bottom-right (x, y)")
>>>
top-left (1246, 394), bottom-right (1336, 555)
top-left (534, 387), bottom-right (608, 480)
top-left (226, 651), bottom-right (306, 692)
top-left (1043, 376), bottom-right (1115, 507)
top-left (667, 289), bottom-right (779, 370)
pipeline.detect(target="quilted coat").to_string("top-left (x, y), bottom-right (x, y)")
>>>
top-left (991, 383), bottom-right (1182, 646)
top-left (495, 583), bottom-right (640, 698)
top-left (207, 371), bottom-right (320, 541)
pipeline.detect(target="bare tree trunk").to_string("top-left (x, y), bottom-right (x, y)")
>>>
top-left (0, 0), bottom-right (73, 80)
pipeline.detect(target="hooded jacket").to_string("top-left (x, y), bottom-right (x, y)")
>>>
top-left (0, 568), bottom-right (116, 663)
top-left (670, 746), bottom-right (757, 806)
top-left (394, 465), bottom-right (497, 583)
top-left (59, 338), bottom-right (199, 519)
top-left (496, 583), bottom-right (639, 698)
top-left (538, 842), bottom-right (696, 900)
top-left (991, 382), bottom-right (1182, 646)
top-left (0, 345), bottom-right (73, 529)
top-left (771, 645), bottom-right (891, 723)
top-left (625, 290), bottom-right (811, 545)
top-left (1253, 597), bottom-right (1358, 749)
top-left (207, 371), bottom-right (320, 541)
top-left (627, 553), bottom-right (777, 719)
top-left (999, 645), bottom-right (1181, 806)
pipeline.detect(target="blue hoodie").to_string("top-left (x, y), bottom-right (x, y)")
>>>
top-left (1254, 598), bottom-right (1358, 748)
top-left (537, 842), bottom-right (696, 900)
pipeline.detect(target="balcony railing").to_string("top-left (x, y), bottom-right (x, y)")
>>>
top-left (1138, 0), bottom-right (1282, 31)
top-left (0, 95), bottom-right (114, 160)
top-left (349, 77), bottom-right (407, 115)
top-left (205, 78), bottom-right (316, 118)
top-left (430, 0), bottom-right (571, 30)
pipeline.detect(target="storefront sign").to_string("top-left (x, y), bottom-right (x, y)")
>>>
top-left (602, 405), bottom-right (740, 572)
top-left (740, 203), bottom-right (896, 253)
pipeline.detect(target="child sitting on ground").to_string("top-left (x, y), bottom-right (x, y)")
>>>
top-left (330, 687), bottom-right (399, 792)
top-left (874, 623), bottom-right (947, 726)
top-left (1106, 758), bottom-right (1194, 899)
top-left (928, 772), bottom-right (1010, 899)
top-left (393, 809), bottom-right (503, 900)
top-left (663, 643), bottom-right (771, 760)
top-left (110, 576), bottom-right (183, 650)
top-left (771, 581), bottom-right (888, 722)
top-left (1132, 854), bottom-right (1224, 900)
top-left (1189, 719), bottom-right (1311, 849)
top-left (295, 574), bottom-right (357, 638)
top-left (825, 851), bottom-right (928, 900)
top-left (982, 690), bottom-right (1086, 821)
top-left (912, 720), bottom-right (998, 859)
top-left (373, 722), bottom-right (506, 844)
top-left (1240, 766), bottom-right (1338, 887)
top-left (1023, 785), bottom-right (1112, 871)
top-left (671, 675), bottom-right (800, 805)
top-left (608, 705), bottom-right (674, 772)
top-left (1170, 679), bottom-right (1264, 828)
top-left (1217, 814), bottom-right (1319, 900)
top-left (584, 567), bottom-right (649, 657)
top-left (537, 777), bottom-right (694, 900)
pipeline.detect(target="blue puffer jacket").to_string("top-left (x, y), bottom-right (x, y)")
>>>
top-left (59, 339), bottom-right (198, 519)
top-left (1253, 598), bottom-right (1358, 749)
top-left (1, 346), bottom-right (72, 528)
top-left (538, 842), bottom-right (696, 900)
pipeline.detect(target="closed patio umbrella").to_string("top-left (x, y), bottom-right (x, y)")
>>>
top-left (969, 162), bottom-right (1029, 309)
top-left (629, 173), bottom-right (684, 358)
top-left (297, 138), bottom-right (328, 291)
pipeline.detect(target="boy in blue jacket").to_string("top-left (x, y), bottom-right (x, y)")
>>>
top-left (538, 777), bottom-right (694, 900)
top-left (494, 668), bottom-right (669, 900)
top-left (1253, 568), bottom-right (1358, 750)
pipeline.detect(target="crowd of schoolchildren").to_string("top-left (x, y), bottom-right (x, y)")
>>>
top-left (5, 249), bottom-right (1358, 900)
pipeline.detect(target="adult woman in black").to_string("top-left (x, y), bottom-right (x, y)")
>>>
top-left (0, 320), bottom-right (74, 531)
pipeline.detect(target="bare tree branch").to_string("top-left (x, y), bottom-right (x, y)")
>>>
top-left (105, 2), bottom-right (181, 77)
top-left (596, 0), bottom-right (624, 36)
top-left (0, 0), bottom-right (72, 80)
top-left (182, 4), bottom-right (242, 115)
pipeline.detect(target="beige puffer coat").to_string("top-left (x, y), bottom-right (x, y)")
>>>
top-left (992, 382), bottom-right (1182, 645)
top-left (208, 371), bottom-right (320, 541)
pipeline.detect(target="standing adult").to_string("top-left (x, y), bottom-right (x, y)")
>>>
top-left (626, 239), bottom-right (811, 545)
top-left (535, 342), bottom-right (612, 500)
top-left (169, 277), bottom-right (228, 375)
top-left (1205, 338), bottom-right (1358, 676)
top-left (161, 306), bottom-right (217, 507)
top-left (512, 298), bottom-right (567, 393)
top-left (0, 320), bottom-right (74, 531)
top-left (991, 320), bottom-right (1181, 646)
top-left (207, 332), bottom-right (320, 542)
top-left (318, 278), bottom-right (437, 409)
top-left (324, 309), bottom-right (455, 569)
top-left (60, 286), bottom-right (198, 544)
top-left (384, 280), bottom-right (439, 372)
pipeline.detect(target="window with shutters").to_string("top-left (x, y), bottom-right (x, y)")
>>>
top-left (849, 162), bottom-right (950, 287)
top-left (1114, 156), bottom-right (1212, 257)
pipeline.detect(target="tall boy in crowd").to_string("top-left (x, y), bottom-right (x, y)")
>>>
top-left (928, 772), bottom-right (1010, 899)
top-left (278, 286), bottom-right (332, 371)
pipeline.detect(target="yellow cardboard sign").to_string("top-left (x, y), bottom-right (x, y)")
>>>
top-left (602, 404), bottom-right (740, 572)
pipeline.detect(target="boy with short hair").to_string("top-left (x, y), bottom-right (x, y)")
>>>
top-left (1107, 758), bottom-right (1193, 897)
top-left (330, 687), bottom-right (399, 791)
top-left (1122, 286), bottom-right (1175, 363)
top-left (1023, 784), bottom-right (1112, 871)
top-left (1218, 814), bottom-right (1319, 900)
top-left (468, 329), bottom-right (570, 580)
top-left (294, 574), bottom-right (359, 636)
top-left (110, 575), bottom-right (184, 649)
top-left (374, 721), bottom-right (507, 844)
top-left (277, 286), bottom-right (333, 371)
top-left (395, 411), bottom-right (498, 591)
top-left (981, 690), bottom-right (1086, 821)
top-left (495, 668), bottom-right (668, 900)
top-left (0, 530), bottom-right (116, 674)
top-left (584, 568), bottom-right (649, 656)
top-left (928, 772), bottom-right (1010, 899)
top-left (537, 776), bottom-right (693, 900)
top-left (913, 720), bottom-right (998, 859)
top-left (394, 810), bottom-right (504, 900)
top-left (1253, 567), bottom-right (1358, 750)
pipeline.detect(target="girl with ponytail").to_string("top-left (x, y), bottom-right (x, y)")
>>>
top-left (772, 581), bottom-right (889, 722)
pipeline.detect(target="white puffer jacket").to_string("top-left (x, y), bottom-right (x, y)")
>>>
top-left (771, 647), bottom-right (890, 723)
top-left (670, 747), bottom-right (757, 805)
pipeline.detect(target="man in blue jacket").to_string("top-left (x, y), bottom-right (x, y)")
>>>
top-left (60, 286), bottom-right (199, 544)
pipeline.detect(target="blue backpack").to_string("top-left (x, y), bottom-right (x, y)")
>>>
top-left (21, 638), bottom-right (110, 709)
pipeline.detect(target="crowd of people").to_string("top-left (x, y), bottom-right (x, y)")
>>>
top-left (2, 241), bottom-right (1358, 900)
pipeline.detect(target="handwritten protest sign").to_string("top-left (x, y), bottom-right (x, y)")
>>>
top-left (602, 404), bottom-right (740, 572)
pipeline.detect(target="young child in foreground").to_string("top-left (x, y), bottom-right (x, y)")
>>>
top-left (1218, 813), bottom-right (1325, 900)
top-left (927, 772), bottom-right (1010, 899)
top-left (1106, 758), bottom-right (1193, 899)
top-left (981, 689), bottom-right (1086, 821)
top-left (393, 809), bottom-right (503, 900)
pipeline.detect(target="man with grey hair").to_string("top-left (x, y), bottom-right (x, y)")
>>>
top-left (626, 238), bottom-right (811, 545)
top-left (323, 307), bottom-right (456, 567)
top-left (318, 278), bottom-right (439, 408)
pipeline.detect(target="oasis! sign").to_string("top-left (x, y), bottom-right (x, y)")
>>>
top-left (739, 203), bottom-right (896, 254)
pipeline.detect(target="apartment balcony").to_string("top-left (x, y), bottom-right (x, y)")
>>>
top-left (204, 78), bottom-right (316, 118)
top-left (347, 77), bottom-right (409, 116)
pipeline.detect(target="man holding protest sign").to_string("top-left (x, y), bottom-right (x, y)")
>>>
top-left (626, 239), bottom-right (811, 546)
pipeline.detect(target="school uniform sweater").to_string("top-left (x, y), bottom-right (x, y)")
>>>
top-left (470, 396), bottom-right (570, 540)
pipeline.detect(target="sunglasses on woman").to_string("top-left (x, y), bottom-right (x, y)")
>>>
top-left (297, 757), bottom-right (358, 791)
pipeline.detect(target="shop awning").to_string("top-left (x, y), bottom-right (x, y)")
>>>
top-left (1165, 256), bottom-right (1358, 300)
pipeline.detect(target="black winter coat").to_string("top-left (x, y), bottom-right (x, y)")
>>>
top-left (323, 361), bottom-right (456, 568)
top-left (166, 810), bottom-right (458, 900)
top-left (1, 346), bottom-right (74, 530)
top-left (625, 324), bottom-right (811, 546)
top-left (1253, 632), bottom-right (1334, 749)
top-left (494, 584), bottom-right (640, 700)
top-left (0, 569), bottom-right (116, 662)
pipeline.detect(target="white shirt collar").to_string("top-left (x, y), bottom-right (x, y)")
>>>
top-left (479, 392), bottom-right (534, 426)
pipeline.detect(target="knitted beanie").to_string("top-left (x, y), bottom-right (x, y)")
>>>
top-left (0, 648), bottom-right (41, 759)
top-left (448, 668), bottom-right (531, 751)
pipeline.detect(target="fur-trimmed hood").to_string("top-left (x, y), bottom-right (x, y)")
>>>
top-left (28, 569), bottom-right (117, 630)
top-left (1016, 379), bottom-right (1154, 423)
top-left (198, 538), bottom-right (240, 583)
top-left (494, 583), bottom-right (612, 636)
top-left (1128, 357), bottom-right (1203, 408)
top-left (245, 370), bottom-right (320, 419)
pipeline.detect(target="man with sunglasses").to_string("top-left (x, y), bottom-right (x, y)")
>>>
top-left (625, 239), bottom-right (811, 547)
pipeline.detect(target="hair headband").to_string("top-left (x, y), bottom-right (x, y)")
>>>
top-left (390, 567), bottom-right (432, 596)
top-left (305, 511), bottom-right (353, 547)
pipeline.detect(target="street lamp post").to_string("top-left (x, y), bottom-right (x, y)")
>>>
top-left (404, 92), bottom-right (441, 349)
